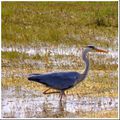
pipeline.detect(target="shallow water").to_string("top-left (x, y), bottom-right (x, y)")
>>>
top-left (2, 45), bottom-right (118, 79)
top-left (1, 46), bottom-right (82, 56)
top-left (2, 44), bottom-right (118, 118)
top-left (1, 46), bottom-right (118, 71)
top-left (1, 46), bottom-right (118, 58)
top-left (2, 87), bottom-right (118, 118)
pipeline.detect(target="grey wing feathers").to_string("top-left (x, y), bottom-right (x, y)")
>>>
top-left (28, 72), bottom-right (80, 90)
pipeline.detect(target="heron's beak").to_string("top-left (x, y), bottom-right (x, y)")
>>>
top-left (95, 48), bottom-right (109, 53)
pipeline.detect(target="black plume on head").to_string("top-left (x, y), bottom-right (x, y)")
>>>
top-left (86, 45), bottom-right (95, 49)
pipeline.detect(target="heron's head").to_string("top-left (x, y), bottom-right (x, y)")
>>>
top-left (86, 45), bottom-right (108, 53)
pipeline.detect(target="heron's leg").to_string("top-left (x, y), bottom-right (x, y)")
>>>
top-left (43, 88), bottom-right (51, 94)
top-left (60, 90), bottom-right (66, 101)
top-left (44, 91), bottom-right (60, 94)
top-left (43, 88), bottom-right (60, 94)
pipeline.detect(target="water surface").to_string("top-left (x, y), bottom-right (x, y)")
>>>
top-left (2, 87), bottom-right (118, 118)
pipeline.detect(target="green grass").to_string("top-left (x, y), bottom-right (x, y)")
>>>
top-left (2, 51), bottom-right (29, 59)
top-left (2, 2), bottom-right (118, 48)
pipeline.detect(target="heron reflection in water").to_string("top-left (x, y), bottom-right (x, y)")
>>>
top-left (28, 45), bottom-right (108, 101)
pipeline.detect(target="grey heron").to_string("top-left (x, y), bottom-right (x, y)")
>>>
top-left (28, 45), bottom-right (108, 101)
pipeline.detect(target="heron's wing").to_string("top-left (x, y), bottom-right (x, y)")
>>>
top-left (28, 72), bottom-right (80, 90)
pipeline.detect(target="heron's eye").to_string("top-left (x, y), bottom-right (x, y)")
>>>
top-left (90, 46), bottom-right (95, 49)
top-left (87, 45), bottom-right (95, 49)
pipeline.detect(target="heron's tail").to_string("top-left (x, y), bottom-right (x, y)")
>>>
top-left (28, 74), bottom-right (41, 81)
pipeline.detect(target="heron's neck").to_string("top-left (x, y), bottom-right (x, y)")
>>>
top-left (82, 49), bottom-right (89, 78)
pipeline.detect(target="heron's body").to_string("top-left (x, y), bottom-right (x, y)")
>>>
top-left (28, 71), bottom-right (83, 90)
top-left (28, 45), bottom-right (108, 101)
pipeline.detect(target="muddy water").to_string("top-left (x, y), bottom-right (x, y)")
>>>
top-left (2, 87), bottom-right (118, 118)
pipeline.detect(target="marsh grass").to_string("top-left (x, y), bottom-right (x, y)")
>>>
top-left (2, 2), bottom-right (118, 47)
top-left (2, 69), bottom-right (118, 98)
top-left (2, 49), bottom-right (118, 71)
